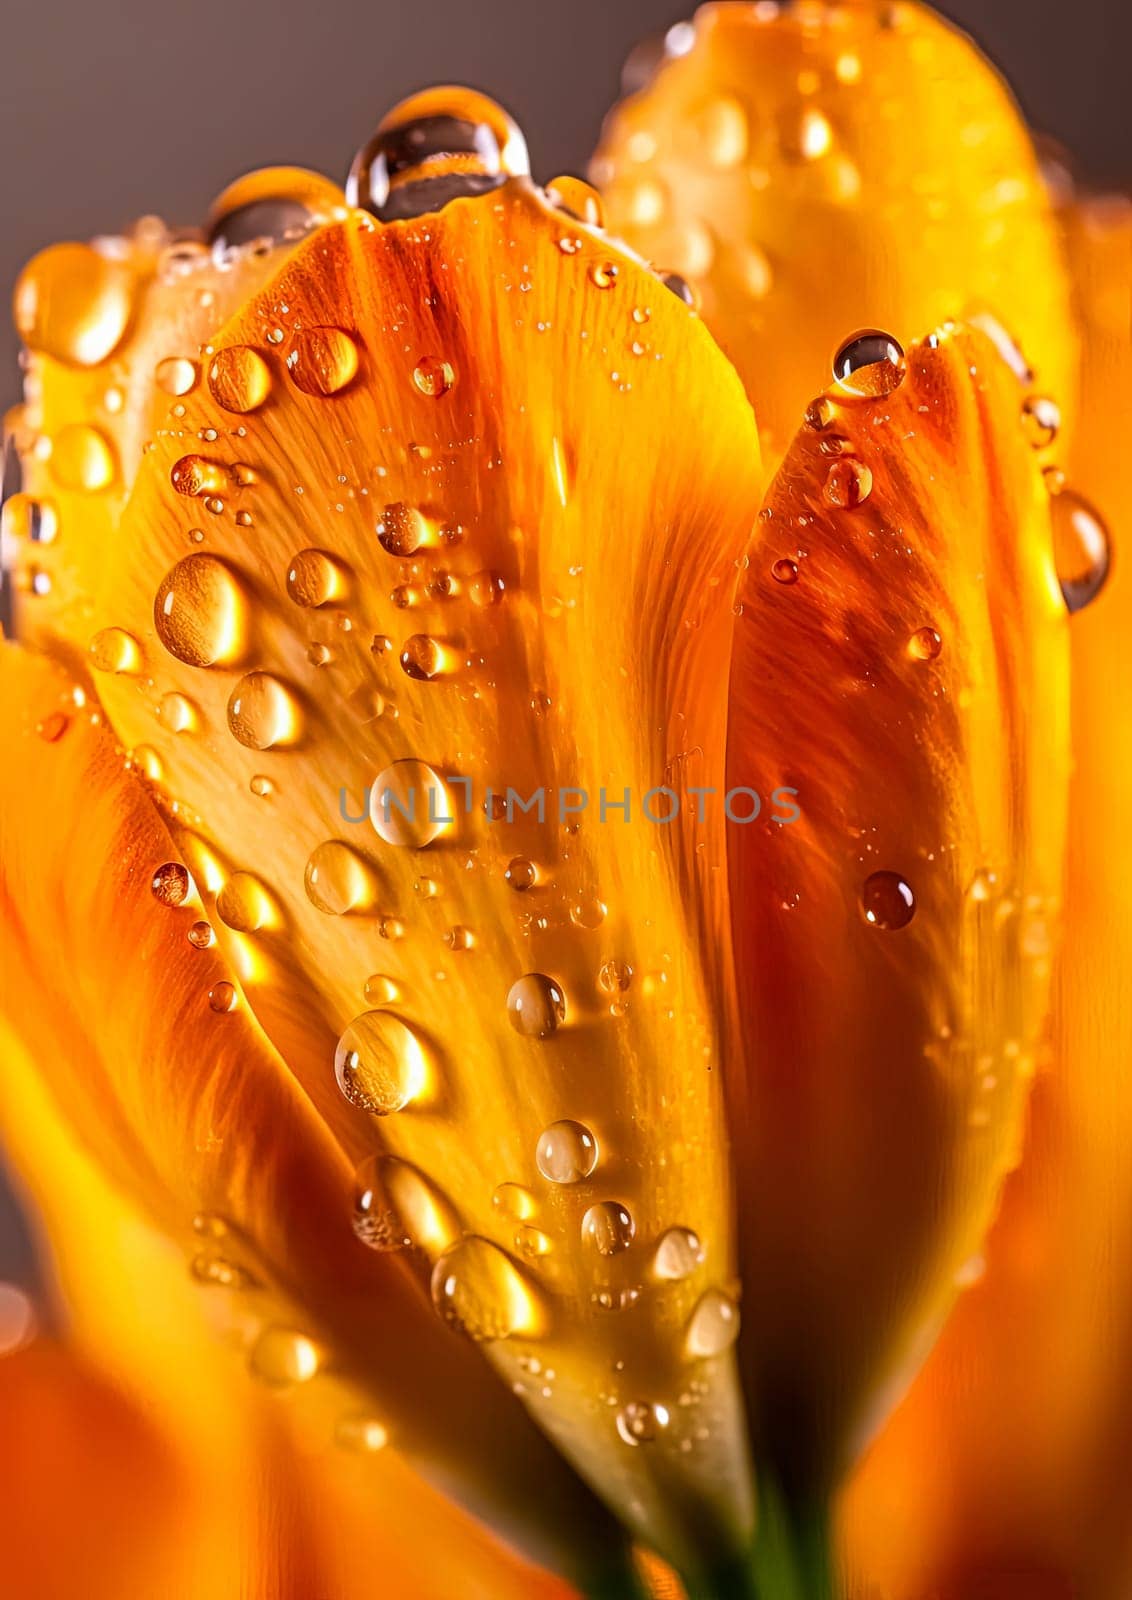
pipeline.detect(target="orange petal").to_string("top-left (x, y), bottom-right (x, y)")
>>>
top-left (723, 323), bottom-right (1069, 1510)
top-left (0, 641), bottom-right (637, 1594)
top-left (594, 2), bottom-right (1075, 463)
top-left (840, 197), bottom-right (1132, 1600)
top-left (7, 159), bottom-right (765, 1585)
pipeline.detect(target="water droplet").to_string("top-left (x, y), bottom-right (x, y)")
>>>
top-left (335, 1414), bottom-right (389, 1452)
top-left (158, 691), bottom-right (198, 733)
top-left (151, 861), bottom-right (191, 907)
top-left (430, 1235), bottom-right (541, 1341)
top-left (363, 974), bottom-right (398, 1005)
top-left (685, 1288), bottom-right (740, 1357)
top-left (208, 980), bottom-right (238, 1013)
top-left (207, 166), bottom-right (342, 252)
top-left (661, 272), bottom-right (698, 308)
top-left (493, 1182), bottom-right (537, 1221)
top-left (14, 243), bottom-right (134, 366)
top-left (443, 924), bottom-right (474, 951)
top-left (370, 758), bottom-right (455, 848)
top-left (1021, 394), bottom-right (1060, 449)
top-left (908, 626), bottom-right (942, 661)
top-left (348, 88), bottom-right (530, 221)
top-left (2, 493), bottom-right (57, 545)
top-left (654, 1227), bottom-right (705, 1281)
top-left (1052, 489), bottom-right (1111, 613)
top-left (208, 346), bottom-right (273, 414)
top-left (861, 870), bottom-right (916, 930)
top-left (505, 856), bottom-right (538, 891)
top-left (156, 357), bottom-right (198, 397)
top-left (514, 1225), bottom-right (551, 1260)
top-left (352, 1154), bottom-right (414, 1250)
top-left (582, 1200), bottom-right (635, 1256)
top-left (227, 672), bottom-right (302, 749)
top-left (412, 356), bottom-right (455, 397)
top-left (825, 458), bottom-right (873, 508)
top-left (785, 107), bottom-right (833, 161)
top-left (187, 920), bottom-right (214, 949)
top-left (616, 1400), bottom-right (668, 1446)
top-left (50, 424), bottom-right (116, 491)
top-left (304, 840), bottom-right (377, 914)
top-left (190, 1254), bottom-right (255, 1290)
top-left (155, 554), bottom-right (247, 667)
top-left (36, 711), bottom-right (69, 743)
top-left (833, 330), bottom-right (906, 397)
top-left (536, 1120), bottom-right (598, 1184)
top-left (250, 774), bottom-right (274, 798)
top-left (216, 873), bottom-right (274, 933)
top-left (598, 959), bottom-right (633, 994)
top-left (772, 558), bottom-right (799, 585)
top-left (507, 974), bottom-right (566, 1038)
top-left (376, 502), bottom-right (430, 557)
top-left (89, 626), bottom-right (140, 674)
top-left (170, 455), bottom-right (226, 499)
top-left (334, 1012), bottom-right (427, 1115)
top-left (285, 327), bottom-right (359, 396)
top-left (399, 633), bottom-right (450, 681)
top-left (804, 396), bottom-right (834, 431)
top-left (589, 261), bottom-right (620, 290)
top-left (286, 547), bottom-right (345, 608)
top-left (546, 175), bottom-right (605, 226)
top-left (249, 1326), bottom-right (321, 1387)
top-left (570, 897), bottom-right (607, 929)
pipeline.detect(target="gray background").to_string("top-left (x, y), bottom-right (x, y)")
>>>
top-left (1, 0), bottom-right (1129, 1279)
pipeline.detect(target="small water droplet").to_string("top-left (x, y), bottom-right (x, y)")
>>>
top-left (89, 626), bottom-right (141, 674)
top-left (158, 690), bottom-right (198, 732)
top-left (861, 870), bottom-right (916, 930)
top-left (334, 1011), bottom-right (427, 1115)
top-left (430, 1235), bottom-right (542, 1341)
top-left (151, 861), bottom-right (191, 906)
top-left (908, 626), bottom-right (942, 661)
top-left (1021, 394), bottom-right (1060, 449)
top-left (582, 1200), bottom-right (635, 1256)
top-left (399, 633), bottom-right (452, 681)
top-left (171, 454), bottom-right (226, 498)
top-left (804, 396), bottom-right (834, 431)
top-left (36, 710), bottom-right (69, 743)
top-left (616, 1400), bottom-right (668, 1446)
top-left (376, 502), bottom-right (430, 557)
top-left (188, 920), bottom-right (214, 949)
top-left (50, 424), bottom-right (116, 491)
top-left (208, 980), bottom-right (238, 1013)
top-left (685, 1288), bottom-right (740, 1357)
top-left (507, 974), bottom-right (566, 1038)
top-left (505, 856), bottom-right (538, 891)
top-left (250, 774), bottom-right (274, 798)
top-left (1051, 488), bottom-right (1111, 613)
top-left (825, 458), bottom-right (873, 508)
top-left (412, 356), bottom-right (455, 397)
top-left (570, 897), bottom-right (607, 929)
top-left (590, 261), bottom-right (620, 290)
top-left (598, 959), bottom-right (633, 994)
top-left (335, 1414), bottom-right (389, 1452)
top-left (191, 1254), bottom-right (255, 1290)
top-left (2, 493), bottom-right (57, 545)
top-left (772, 558), bottom-right (799, 585)
top-left (493, 1182), bottom-right (537, 1221)
top-left (286, 327), bottom-right (359, 396)
top-left (370, 759), bottom-right (455, 848)
top-left (208, 346), bottom-right (273, 413)
top-left (249, 1326), bottom-right (321, 1387)
top-left (654, 1226), bottom-right (705, 1281)
top-left (833, 330), bottom-right (905, 397)
top-left (304, 840), bottom-right (377, 914)
top-left (546, 175), bottom-right (605, 226)
top-left (536, 1120), bottom-right (598, 1184)
top-left (227, 672), bottom-right (302, 749)
top-left (661, 272), bottom-right (698, 308)
top-left (156, 357), bottom-right (199, 397)
top-left (348, 88), bottom-right (530, 221)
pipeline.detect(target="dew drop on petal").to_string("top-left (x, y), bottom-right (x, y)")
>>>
top-left (505, 856), bottom-right (538, 891)
top-left (286, 547), bottom-right (345, 608)
top-left (14, 243), bottom-right (134, 367)
top-left (154, 554), bottom-right (247, 668)
top-left (908, 626), bottom-right (942, 661)
top-left (654, 1226), bottom-right (705, 1281)
top-left (616, 1400), bottom-right (668, 1446)
top-left (369, 759), bottom-right (455, 848)
top-left (536, 1120), bottom-right (598, 1184)
top-left (582, 1200), bottom-right (635, 1256)
top-left (216, 873), bottom-right (275, 933)
top-left (208, 980), bottom-right (238, 1013)
top-left (430, 1235), bottom-right (542, 1341)
top-left (187, 920), bottom-right (214, 950)
top-left (151, 861), bottom-right (191, 906)
top-left (1051, 489), bottom-right (1111, 614)
top-left (376, 502), bottom-right (430, 557)
top-left (507, 974), bottom-right (566, 1038)
top-left (227, 672), bottom-right (302, 749)
top-left (304, 840), bottom-right (378, 914)
top-left (1020, 394), bottom-right (1060, 449)
top-left (771, 558), bottom-right (799, 585)
top-left (335, 1414), bottom-right (389, 1452)
top-left (860, 870), bottom-right (916, 930)
top-left (285, 328), bottom-right (359, 396)
top-left (208, 346), bottom-right (273, 413)
top-left (249, 1326), bottom-right (321, 1388)
top-left (546, 175), bottom-right (605, 226)
top-left (412, 356), bottom-right (455, 397)
top-left (171, 454), bottom-right (226, 498)
top-left (824, 458), bottom-right (873, 508)
top-left (334, 1011), bottom-right (427, 1115)
top-left (89, 626), bottom-right (140, 674)
top-left (685, 1288), bottom-right (741, 1357)
top-left (50, 425), bottom-right (116, 491)
top-left (493, 1182), bottom-right (537, 1221)
top-left (156, 357), bottom-right (199, 397)
top-left (833, 330), bottom-right (905, 397)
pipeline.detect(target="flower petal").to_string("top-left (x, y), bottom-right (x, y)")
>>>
top-left (723, 323), bottom-right (1069, 1504)
top-left (594, 1), bottom-right (1075, 462)
top-left (7, 176), bottom-right (766, 1583)
top-left (0, 640), bottom-right (638, 1594)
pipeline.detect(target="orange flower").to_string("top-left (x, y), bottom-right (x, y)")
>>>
top-left (0, 10), bottom-right (1116, 1596)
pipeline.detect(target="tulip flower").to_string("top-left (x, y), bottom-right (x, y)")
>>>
top-left (0, 4), bottom-right (1114, 1596)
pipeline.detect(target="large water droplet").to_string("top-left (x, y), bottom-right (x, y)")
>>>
top-left (654, 1226), bottom-right (705, 1281)
top-left (154, 554), bottom-right (247, 667)
top-left (208, 346), bottom-right (273, 414)
top-left (430, 1235), bottom-right (542, 1341)
top-left (171, 454), bottom-right (226, 498)
top-left (354, 1154), bottom-right (457, 1255)
top-left (833, 330), bottom-right (905, 398)
top-left (227, 672), bottom-right (302, 749)
top-left (370, 759), bottom-right (455, 848)
top-left (286, 547), bottom-right (345, 607)
top-left (685, 1288), bottom-right (740, 1357)
top-left (14, 243), bottom-right (134, 367)
top-left (1051, 488), bottom-right (1111, 613)
top-left (206, 166), bottom-right (344, 252)
top-left (216, 873), bottom-right (275, 933)
top-left (582, 1200), bottom-right (635, 1256)
top-left (825, 458), bottom-right (873, 509)
top-left (507, 973), bottom-right (566, 1038)
top-left (348, 87), bottom-right (529, 221)
top-left (376, 502), bottom-right (431, 557)
top-left (334, 1011), bottom-right (427, 1115)
top-left (304, 840), bottom-right (378, 914)
top-left (860, 870), bottom-right (916, 930)
top-left (535, 1120), bottom-right (598, 1183)
top-left (285, 328), bottom-right (359, 396)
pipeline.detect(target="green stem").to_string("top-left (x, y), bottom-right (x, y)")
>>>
top-left (747, 1487), bottom-right (833, 1600)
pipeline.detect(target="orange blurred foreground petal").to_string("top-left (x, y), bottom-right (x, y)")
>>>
top-left (594, 1), bottom-right (1074, 462)
top-left (723, 323), bottom-right (1069, 1539)
top-left (839, 198), bottom-right (1132, 1600)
